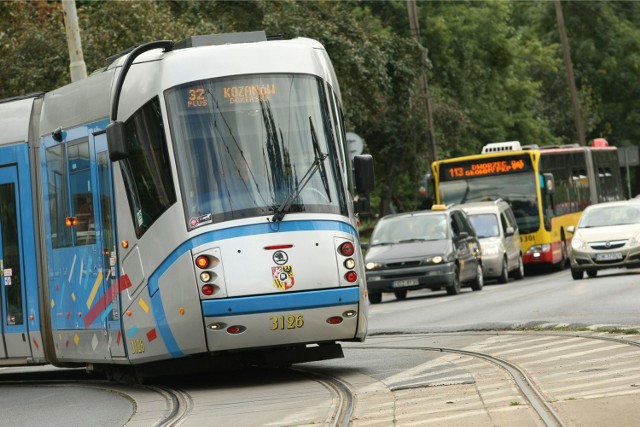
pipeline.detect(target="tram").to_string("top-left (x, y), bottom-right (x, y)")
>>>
top-left (0, 31), bottom-right (374, 378)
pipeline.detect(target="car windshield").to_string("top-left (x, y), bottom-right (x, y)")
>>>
top-left (468, 213), bottom-right (500, 238)
top-left (580, 205), bottom-right (640, 228)
top-left (370, 213), bottom-right (448, 245)
top-left (165, 73), bottom-right (347, 228)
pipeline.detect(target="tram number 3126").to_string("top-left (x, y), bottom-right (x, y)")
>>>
top-left (270, 314), bottom-right (304, 330)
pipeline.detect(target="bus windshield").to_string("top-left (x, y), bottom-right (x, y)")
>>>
top-left (165, 74), bottom-right (347, 228)
top-left (439, 172), bottom-right (540, 234)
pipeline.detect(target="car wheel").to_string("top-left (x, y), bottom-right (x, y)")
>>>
top-left (586, 270), bottom-right (598, 278)
top-left (368, 292), bottom-right (382, 304)
top-left (447, 265), bottom-right (461, 295)
top-left (394, 289), bottom-right (408, 300)
top-left (571, 268), bottom-right (583, 280)
top-left (498, 258), bottom-right (509, 284)
top-left (471, 263), bottom-right (484, 291)
top-left (512, 255), bottom-right (524, 280)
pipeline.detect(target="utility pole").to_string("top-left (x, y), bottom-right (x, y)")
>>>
top-left (407, 0), bottom-right (438, 162)
top-left (62, 0), bottom-right (87, 82)
top-left (554, 0), bottom-right (585, 146)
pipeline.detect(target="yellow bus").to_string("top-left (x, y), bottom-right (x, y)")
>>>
top-left (431, 139), bottom-right (625, 267)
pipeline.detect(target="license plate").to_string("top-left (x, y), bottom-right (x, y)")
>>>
top-left (270, 314), bottom-right (304, 330)
top-left (393, 278), bottom-right (419, 288)
top-left (595, 252), bottom-right (623, 261)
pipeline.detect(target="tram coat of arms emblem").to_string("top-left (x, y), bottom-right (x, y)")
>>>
top-left (272, 265), bottom-right (295, 290)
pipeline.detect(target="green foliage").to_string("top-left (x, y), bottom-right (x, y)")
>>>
top-left (1, 0), bottom-right (639, 214)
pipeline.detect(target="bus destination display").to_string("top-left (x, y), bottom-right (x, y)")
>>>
top-left (440, 155), bottom-right (533, 180)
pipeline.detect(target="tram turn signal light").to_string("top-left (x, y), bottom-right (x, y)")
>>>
top-left (195, 255), bottom-right (210, 269)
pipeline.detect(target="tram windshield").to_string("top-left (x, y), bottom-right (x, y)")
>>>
top-left (166, 74), bottom-right (347, 228)
top-left (439, 172), bottom-right (541, 234)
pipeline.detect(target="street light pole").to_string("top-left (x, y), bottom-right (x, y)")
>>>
top-left (61, 0), bottom-right (87, 82)
top-left (407, 0), bottom-right (438, 162)
top-left (554, 0), bottom-right (585, 146)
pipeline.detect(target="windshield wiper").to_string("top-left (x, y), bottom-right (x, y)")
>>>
top-left (398, 238), bottom-right (427, 243)
top-left (271, 118), bottom-right (328, 222)
top-left (310, 117), bottom-right (332, 202)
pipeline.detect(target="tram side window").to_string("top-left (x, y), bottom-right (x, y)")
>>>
top-left (69, 141), bottom-right (95, 245)
top-left (0, 182), bottom-right (24, 325)
top-left (45, 144), bottom-right (72, 248)
top-left (121, 96), bottom-right (176, 238)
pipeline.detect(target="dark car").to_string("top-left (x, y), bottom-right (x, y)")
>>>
top-left (364, 204), bottom-right (483, 304)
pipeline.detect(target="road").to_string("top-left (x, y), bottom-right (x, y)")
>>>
top-left (367, 267), bottom-right (640, 333)
top-left (1, 267), bottom-right (639, 426)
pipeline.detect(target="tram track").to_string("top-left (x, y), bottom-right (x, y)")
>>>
top-left (293, 367), bottom-right (356, 427)
top-left (353, 344), bottom-right (566, 426)
top-left (138, 384), bottom-right (193, 427)
top-left (342, 331), bottom-right (640, 426)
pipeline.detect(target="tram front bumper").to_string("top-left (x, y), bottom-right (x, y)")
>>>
top-left (200, 287), bottom-right (363, 352)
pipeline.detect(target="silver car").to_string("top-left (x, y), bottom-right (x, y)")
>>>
top-left (462, 200), bottom-right (524, 283)
top-left (568, 200), bottom-right (640, 279)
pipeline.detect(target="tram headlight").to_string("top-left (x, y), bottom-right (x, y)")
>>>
top-left (343, 258), bottom-right (356, 269)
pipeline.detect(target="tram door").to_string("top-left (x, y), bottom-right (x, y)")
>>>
top-left (94, 133), bottom-right (124, 357)
top-left (0, 165), bottom-right (31, 358)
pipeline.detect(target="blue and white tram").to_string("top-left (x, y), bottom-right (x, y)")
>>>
top-left (0, 32), bottom-right (374, 377)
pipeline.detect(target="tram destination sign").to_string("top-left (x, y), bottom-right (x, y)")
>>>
top-left (440, 154), bottom-right (533, 181)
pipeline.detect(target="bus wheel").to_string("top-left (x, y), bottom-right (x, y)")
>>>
top-left (447, 266), bottom-right (461, 295)
top-left (498, 258), bottom-right (509, 284)
top-left (512, 255), bottom-right (524, 280)
top-left (571, 268), bottom-right (583, 280)
top-left (394, 289), bottom-right (408, 300)
top-left (368, 292), bottom-right (382, 304)
top-left (587, 270), bottom-right (598, 278)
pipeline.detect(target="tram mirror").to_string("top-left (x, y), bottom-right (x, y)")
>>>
top-left (106, 121), bottom-right (129, 162)
top-left (353, 154), bottom-right (374, 195)
top-left (543, 173), bottom-right (555, 195)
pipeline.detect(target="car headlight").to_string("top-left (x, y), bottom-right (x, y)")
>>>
top-left (629, 233), bottom-right (640, 247)
top-left (365, 262), bottom-right (383, 270)
top-left (482, 243), bottom-right (501, 256)
top-left (571, 237), bottom-right (585, 250)
top-left (423, 255), bottom-right (443, 264)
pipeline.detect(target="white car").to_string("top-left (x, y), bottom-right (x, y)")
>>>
top-left (462, 200), bottom-right (524, 283)
top-left (568, 200), bottom-right (640, 279)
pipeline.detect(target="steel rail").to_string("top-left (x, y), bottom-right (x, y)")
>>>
top-left (293, 368), bottom-right (355, 427)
